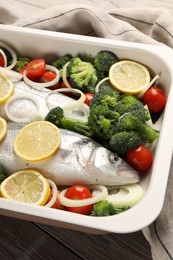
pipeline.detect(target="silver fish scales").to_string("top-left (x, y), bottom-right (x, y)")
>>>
top-left (0, 81), bottom-right (140, 186)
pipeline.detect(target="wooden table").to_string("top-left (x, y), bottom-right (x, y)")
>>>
top-left (0, 216), bottom-right (152, 259)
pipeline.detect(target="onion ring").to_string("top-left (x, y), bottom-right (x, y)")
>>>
top-left (44, 179), bottom-right (58, 208)
top-left (62, 61), bottom-right (71, 88)
top-left (5, 93), bottom-right (40, 123)
top-left (0, 41), bottom-right (17, 70)
top-left (138, 74), bottom-right (160, 98)
top-left (23, 65), bottom-right (60, 89)
top-left (0, 48), bottom-right (7, 67)
top-left (95, 77), bottom-right (109, 93)
top-left (59, 185), bottom-right (108, 207)
top-left (0, 67), bottom-right (23, 81)
top-left (46, 88), bottom-right (90, 121)
top-left (46, 88), bottom-right (86, 110)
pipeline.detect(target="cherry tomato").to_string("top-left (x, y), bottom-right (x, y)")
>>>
top-left (64, 185), bottom-right (93, 215)
top-left (47, 191), bottom-right (64, 209)
top-left (0, 54), bottom-right (4, 67)
top-left (38, 71), bottom-right (60, 90)
top-left (126, 145), bottom-right (153, 173)
top-left (142, 86), bottom-right (166, 113)
top-left (84, 93), bottom-right (94, 106)
top-left (25, 58), bottom-right (46, 80)
top-left (18, 68), bottom-right (25, 75)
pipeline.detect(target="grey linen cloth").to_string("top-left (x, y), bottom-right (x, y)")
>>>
top-left (1, 0), bottom-right (173, 259)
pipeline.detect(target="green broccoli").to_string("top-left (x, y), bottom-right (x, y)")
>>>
top-left (89, 91), bottom-right (119, 110)
top-left (98, 80), bottom-right (120, 95)
top-left (45, 106), bottom-right (93, 138)
top-left (91, 200), bottom-right (129, 216)
top-left (116, 110), bottom-right (159, 143)
top-left (67, 57), bottom-right (98, 93)
top-left (94, 50), bottom-right (119, 73)
top-left (52, 54), bottom-right (73, 70)
top-left (0, 164), bottom-right (6, 183)
top-left (95, 69), bottom-right (106, 82)
top-left (109, 131), bottom-right (143, 157)
top-left (115, 95), bottom-right (147, 116)
top-left (88, 104), bottom-right (120, 142)
top-left (13, 57), bottom-right (31, 72)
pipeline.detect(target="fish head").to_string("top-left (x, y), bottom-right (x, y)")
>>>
top-left (73, 139), bottom-right (140, 186)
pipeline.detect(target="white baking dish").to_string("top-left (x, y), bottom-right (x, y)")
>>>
top-left (0, 25), bottom-right (173, 234)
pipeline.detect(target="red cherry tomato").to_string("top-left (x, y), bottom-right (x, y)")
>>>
top-left (47, 191), bottom-right (64, 209)
top-left (0, 54), bottom-right (4, 67)
top-left (126, 145), bottom-right (153, 173)
top-left (19, 68), bottom-right (25, 75)
top-left (38, 71), bottom-right (60, 90)
top-left (25, 58), bottom-right (46, 80)
top-left (84, 93), bottom-right (94, 106)
top-left (142, 86), bottom-right (166, 113)
top-left (64, 185), bottom-right (93, 215)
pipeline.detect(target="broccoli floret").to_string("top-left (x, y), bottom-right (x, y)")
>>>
top-left (95, 70), bottom-right (106, 82)
top-left (90, 80), bottom-right (121, 109)
top-left (91, 200), bottom-right (129, 216)
top-left (13, 57), bottom-right (31, 72)
top-left (98, 80), bottom-right (120, 95)
top-left (52, 54), bottom-right (73, 70)
top-left (116, 95), bottom-right (147, 116)
top-left (94, 50), bottom-right (118, 73)
top-left (89, 91), bottom-right (119, 110)
top-left (88, 105), bottom-right (120, 142)
top-left (109, 131), bottom-right (142, 157)
top-left (67, 57), bottom-right (98, 93)
top-left (45, 106), bottom-right (93, 138)
top-left (0, 164), bottom-right (6, 183)
top-left (116, 110), bottom-right (159, 143)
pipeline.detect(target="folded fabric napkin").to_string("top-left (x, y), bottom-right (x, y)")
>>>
top-left (1, 1), bottom-right (173, 259)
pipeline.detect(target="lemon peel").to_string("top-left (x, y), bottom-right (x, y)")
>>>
top-left (13, 121), bottom-right (61, 162)
top-left (0, 117), bottom-right (7, 143)
top-left (0, 72), bottom-right (14, 104)
top-left (0, 169), bottom-right (51, 206)
top-left (109, 60), bottom-right (150, 94)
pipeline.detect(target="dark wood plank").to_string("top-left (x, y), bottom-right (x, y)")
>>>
top-left (36, 223), bottom-right (152, 260)
top-left (0, 216), bottom-right (81, 260)
top-left (0, 216), bottom-right (152, 260)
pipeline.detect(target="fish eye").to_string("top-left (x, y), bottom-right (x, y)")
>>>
top-left (113, 153), bottom-right (119, 162)
top-left (109, 153), bottom-right (121, 163)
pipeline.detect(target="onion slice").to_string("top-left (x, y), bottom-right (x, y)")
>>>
top-left (62, 61), bottom-right (71, 88)
top-left (0, 48), bottom-right (7, 67)
top-left (46, 88), bottom-right (90, 121)
top-left (64, 103), bottom-right (90, 122)
top-left (106, 184), bottom-right (144, 208)
top-left (138, 74), bottom-right (160, 98)
top-left (46, 88), bottom-right (86, 110)
top-left (23, 65), bottom-right (60, 90)
top-left (0, 67), bottom-right (23, 81)
top-left (44, 179), bottom-right (58, 208)
top-left (0, 41), bottom-right (17, 70)
top-left (5, 93), bottom-right (40, 123)
top-left (59, 185), bottom-right (108, 207)
top-left (95, 77), bottom-right (109, 93)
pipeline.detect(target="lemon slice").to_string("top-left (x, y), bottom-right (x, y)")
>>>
top-left (0, 117), bottom-right (7, 142)
top-left (0, 72), bottom-right (14, 104)
top-left (109, 60), bottom-right (150, 94)
top-left (13, 121), bottom-right (61, 162)
top-left (0, 169), bottom-right (51, 206)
